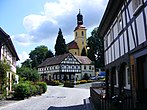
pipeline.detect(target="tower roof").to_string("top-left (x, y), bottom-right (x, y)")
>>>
top-left (77, 9), bottom-right (83, 26)
top-left (74, 10), bottom-right (86, 31)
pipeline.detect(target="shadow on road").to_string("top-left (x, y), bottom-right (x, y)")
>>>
top-left (47, 104), bottom-right (84, 110)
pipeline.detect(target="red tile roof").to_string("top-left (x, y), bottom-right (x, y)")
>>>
top-left (67, 40), bottom-right (79, 49)
top-left (74, 56), bottom-right (92, 64)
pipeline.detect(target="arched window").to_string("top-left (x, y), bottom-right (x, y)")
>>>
top-left (81, 31), bottom-right (84, 36)
top-left (76, 32), bottom-right (77, 36)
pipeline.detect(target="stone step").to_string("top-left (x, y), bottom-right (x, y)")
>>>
top-left (83, 97), bottom-right (96, 110)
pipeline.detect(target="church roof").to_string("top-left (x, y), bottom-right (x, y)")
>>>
top-left (67, 40), bottom-right (79, 49)
top-left (38, 53), bottom-right (71, 67)
top-left (74, 56), bottom-right (92, 64)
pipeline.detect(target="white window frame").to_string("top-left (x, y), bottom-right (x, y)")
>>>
top-left (114, 69), bottom-right (119, 87)
top-left (124, 66), bottom-right (131, 90)
top-left (117, 13), bottom-right (123, 33)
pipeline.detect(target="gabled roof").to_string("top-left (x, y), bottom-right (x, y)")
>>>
top-left (67, 40), bottom-right (79, 49)
top-left (74, 55), bottom-right (92, 64)
top-left (0, 27), bottom-right (19, 61)
top-left (38, 53), bottom-right (78, 67)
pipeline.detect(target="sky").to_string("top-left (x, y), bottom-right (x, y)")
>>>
top-left (0, 0), bottom-right (108, 65)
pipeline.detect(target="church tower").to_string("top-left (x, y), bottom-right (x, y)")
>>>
top-left (74, 10), bottom-right (87, 56)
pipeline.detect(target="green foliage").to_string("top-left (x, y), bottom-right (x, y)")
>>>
top-left (21, 59), bottom-right (32, 68)
top-left (81, 47), bottom-right (87, 56)
top-left (46, 50), bottom-right (54, 58)
top-left (29, 45), bottom-right (49, 68)
top-left (13, 81), bottom-right (47, 99)
top-left (55, 28), bottom-right (68, 55)
top-left (36, 82), bottom-right (47, 93)
top-left (0, 60), bottom-right (11, 99)
top-left (87, 27), bottom-right (104, 68)
top-left (22, 46), bottom-right (54, 69)
top-left (13, 82), bottom-right (31, 99)
top-left (17, 66), bottom-right (40, 82)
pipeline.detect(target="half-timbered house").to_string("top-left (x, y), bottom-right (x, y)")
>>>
top-left (38, 53), bottom-right (81, 81)
top-left (95, 0), bottom-right (147, 109)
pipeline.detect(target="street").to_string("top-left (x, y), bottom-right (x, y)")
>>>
top-left (0, 86), bottom-right (90, 110)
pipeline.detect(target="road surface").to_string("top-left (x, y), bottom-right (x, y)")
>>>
top-left (0, 86), bottom-right (90, 110)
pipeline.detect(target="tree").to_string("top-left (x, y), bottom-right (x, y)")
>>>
top-left (46, 50), bottom-right (54, 58)
top-left (81, 47), bottom-right (86, 56)
top-left (17, 66), bottom-right (40, 82)
top-left (29, 45), bottom-right (48, 68)
top-left (87, 27), bottom-right (104, 68)
top-left (21, 59), bottom-right (32, 68)
top-left (54, 28), bottom-right (68, 56)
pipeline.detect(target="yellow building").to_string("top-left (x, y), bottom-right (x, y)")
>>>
top-left (67, 10), bottom-right (87, 56)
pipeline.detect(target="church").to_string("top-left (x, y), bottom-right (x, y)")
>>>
top-left (67, 10), bottom-right (87, 56)
top-left (38, 10), bottom-right (95, 81)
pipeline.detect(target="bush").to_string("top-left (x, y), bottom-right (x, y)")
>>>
top-left (36, 82), bottom-right (47, 93)
top-left (80, 80), bottom-right (88, 84)
top-left (64, 81), bottom-right (74, 87)
top-left (29, 84), bottom-right (37, 96)
top-left (14, 82), bottom-right (31, 99)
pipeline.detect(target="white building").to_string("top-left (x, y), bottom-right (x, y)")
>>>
top-left (0, 27), bottom-right (19, 95)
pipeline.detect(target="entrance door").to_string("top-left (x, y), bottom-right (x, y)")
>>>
top-left (137, 55), bottom-right (147, 107)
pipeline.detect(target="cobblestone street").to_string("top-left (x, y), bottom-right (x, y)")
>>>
top-left (0, 86), bottom-right (90, 110)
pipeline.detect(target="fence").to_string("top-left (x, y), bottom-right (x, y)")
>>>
top-left (90, 87), bottom-right (132, 110)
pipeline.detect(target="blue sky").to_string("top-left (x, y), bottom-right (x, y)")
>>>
top-left (0, 0), bottom-right (108, 65)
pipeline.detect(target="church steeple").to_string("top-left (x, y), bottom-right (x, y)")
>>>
top-left (77, 9), bottom-right (83, 25)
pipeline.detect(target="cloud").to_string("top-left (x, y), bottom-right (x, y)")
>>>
top-left (13, 0), bottom-right (108, 46)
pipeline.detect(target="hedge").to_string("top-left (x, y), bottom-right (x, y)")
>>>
top-left (13, 81), bottom-right (47, 99)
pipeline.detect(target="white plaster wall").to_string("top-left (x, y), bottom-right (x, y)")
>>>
top-left (128, 26), bottom-right (135, 50)
top-left (136, 12), bottom-right (146, 45)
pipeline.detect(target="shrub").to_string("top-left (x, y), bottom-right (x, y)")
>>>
top-left (80, 80), bottom-right (88, 84)
top-left (36, 82), bottom-right (47, 93)
top-left (64, 81), bottom-right (74, 87)
top-left (29, 84), bottom-right (37, 96)
top-left (14, 82), bottom-right (31, 99)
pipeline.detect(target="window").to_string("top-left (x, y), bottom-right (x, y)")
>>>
top-left (89, 66), bottom-right (91, 70)
top-left (76, 32), bottom-right (77, 36)
top-left (124, 66), bottom-right (130, 89)
top-left (132, 0), bottom-right (143, 13)
top-left (114, 69), bottom-right (119, 87)
top-left (81, 31), bottom-right (84, 36)
top-left (118, 15), bottom-right (123, 32)
top-left (110, 28), bottom-right (114, 43)
top-left (84, 65), bottom-right (86, 70)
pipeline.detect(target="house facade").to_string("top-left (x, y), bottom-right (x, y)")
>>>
top-left (38, 53), bottom-right (95, 81)
top-left (75, 56), bottom-right (95, 79)
top-left (0, 27), bottom-right (19, 95)
top-left (38, 53), bottom-right (81, 81)
top-left (97, 0), bottom-right (147, 109)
